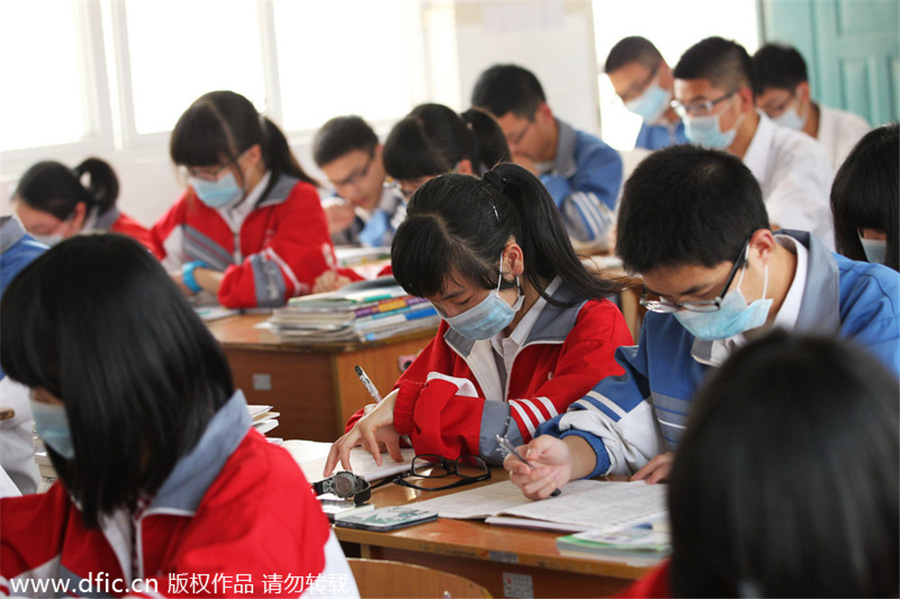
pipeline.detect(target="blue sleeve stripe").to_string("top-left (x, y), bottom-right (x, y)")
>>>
top-left (577, 395), bottom-right (625, 423)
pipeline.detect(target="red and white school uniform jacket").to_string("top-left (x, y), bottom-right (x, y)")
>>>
top-left (87, 207), bottom-right (156, 256)
top-left (151, 173), bottom-right (337, 309)
top-left (0, 391), bottom-right (358, 599)
top-left (348, 280), bottom-right (633, 461)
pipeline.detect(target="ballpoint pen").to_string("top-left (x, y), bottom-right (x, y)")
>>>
top-left (496, 434), bottom-right (561, 497)
top-left (354, 365), bottom-right (383, 403)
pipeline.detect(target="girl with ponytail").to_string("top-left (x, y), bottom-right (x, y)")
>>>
top-left (153, 90), bottom-right (335, 308)
top-left (382, 103), bottom-right (510, 197)
top-left (325, 163), bottom-right (633, 472)
top-left (13, 158), bottom-right (154, 251)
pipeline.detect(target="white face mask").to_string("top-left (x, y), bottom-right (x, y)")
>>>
top-left (859, 233), bottom-right (888, 265)
top-left (443, 254), bottom-right (525, 340)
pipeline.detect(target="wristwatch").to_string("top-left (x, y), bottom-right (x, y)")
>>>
top-left (313, 471), bottom-right (371, 505)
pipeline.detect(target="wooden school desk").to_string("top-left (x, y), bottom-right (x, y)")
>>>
top-left (206, 314), bottom-right (437, 442)
top-left (335, 469), bottom-right (652, 598)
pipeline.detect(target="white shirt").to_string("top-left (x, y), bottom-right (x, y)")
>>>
top-left (706, 234), bottom-right (809, 365)
top-left (743, 111), bottom-right (835, 250)
top-left (816, 104), bottom-right (871, 171)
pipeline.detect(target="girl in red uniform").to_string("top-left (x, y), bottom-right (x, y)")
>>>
top-left (152, 90), bottom-right (335, 309)
top-left (326, 163), bottom-right (633, 471)
top-left (13, 158), bottom-right (154, 252)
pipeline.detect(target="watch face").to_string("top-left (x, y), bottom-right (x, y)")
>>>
top-left (333, 472), bottom-right (358, 498)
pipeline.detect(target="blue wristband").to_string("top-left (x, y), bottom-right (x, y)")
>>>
top-left (182, 261), bottom-right (205, 294)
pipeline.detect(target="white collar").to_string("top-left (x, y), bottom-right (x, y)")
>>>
top-left (220, 171), bottom-right (272, 232)
top-left (771, 233), bottom-right (807, 330)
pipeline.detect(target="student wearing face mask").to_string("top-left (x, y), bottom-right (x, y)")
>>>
top-left (151, 90), bottom-right (336, 309)
top-left (830, 123), bottom-right (899, 271)
top-left (12, 158), bottom-right (154, 252)
top-left (324, 164), bottom-right (633, 473)
top-left (604, 36), bottom-right (688, 150)
top-left (753, 43), bottom-right (871, 171)
top-left (505, 146), bottom-right (899, 500)
top-left (672, 37), bottom-right (836, 249)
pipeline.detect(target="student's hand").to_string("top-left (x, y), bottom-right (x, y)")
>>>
top-left (323, 202), bottom-right (357, 235)
top-left (324, 389), bottom-right (403, 476)
top-left (314, 269), bottom-right (353, 293)
top-left (505, 435), bottom-right (575, 500)
top-left (630, 452), bottom-right (674, 484)
top-left (168, 270), bottom-right (194, 296)
top-left (511, 152), bottom-right (539, 176)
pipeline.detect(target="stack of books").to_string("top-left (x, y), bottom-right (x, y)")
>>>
top-left (556, 522), bottom-right (670, 566)
top-left (268, 277), bottom-right (439, 342)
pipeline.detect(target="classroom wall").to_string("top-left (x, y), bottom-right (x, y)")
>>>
top-left (0, 1), bottom-right (601, 229)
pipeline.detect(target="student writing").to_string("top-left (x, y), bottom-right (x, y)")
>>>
top-left (151, 90), bottom-right (336, 309)
top-left (325, 163), bottom-right (633, 474)
top-left (506, 145), bottom-right (899, 497)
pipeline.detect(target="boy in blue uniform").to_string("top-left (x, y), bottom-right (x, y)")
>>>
top-left (471, 64), bottom-right (622, 247)
top-left (506, 145), bottom-right (900, 499)
top-left (604, 36), bottom-right (687, 150)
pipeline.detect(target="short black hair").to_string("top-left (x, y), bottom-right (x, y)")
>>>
top-left (615, 145), bottom-right (769, 273)
top-left (14, 158), bottom-right (120, 218)
top-left (831, 123), bottom-right (899, 270)
top-left (0, 234), bottom-right (234, 527)
top-left (382, 104), bottom-right (509, 180)
top-left (470, 64), bottom-right (546, 119)
top-left (669, 330), bottom-right (899, 597)
top-left (604, 36), bottom-right (663, 74)
top-left (673, 37), bottom-right (756, 99)
top-left (752, 43), bottom-right (809, 96)
top-left (312, 115), bottom-right (378, 168)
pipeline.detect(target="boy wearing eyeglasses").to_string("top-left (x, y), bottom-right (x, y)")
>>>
top-left (313, 115), bottom-right (406, 248)
top-left (471, 64), bottom-right (622, 249)
top-left (604, 36), bottom-right (688, 151)
top-left (506, 145), bottom-right (899, 500)
top-left (671, 37), bottom-right (835, 250)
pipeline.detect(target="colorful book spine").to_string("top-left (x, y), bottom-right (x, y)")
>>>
top-left (353, 295), bottom-right (428, 317)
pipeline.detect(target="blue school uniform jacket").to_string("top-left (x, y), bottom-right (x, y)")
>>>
top-left (540, 120), bottom-right (623, 244)
top-left (539, 230), bottom-right (900, 476)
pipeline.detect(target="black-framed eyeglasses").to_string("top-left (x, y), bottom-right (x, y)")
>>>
top-left (507, 118), bottom-right (533, 146)
top-left (333, 152), bottom-right (375, 189)
top-left (640, 237), bottom-right (750, 314)
top-left (620, 61), bottom-right (661, 104)
top-left (371, 454), bottom-right (491, 491)
top-left (181, 149), bottom-right (247, 182)
top-left (670, 89), bottom-right (738, 119)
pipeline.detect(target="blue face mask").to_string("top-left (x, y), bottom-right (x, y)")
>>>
top-left (625, 83), bottom-right (672, 125)
top-left (190, 172), bottom-right (244, 210)
top-left (444, 262), bottom-right (525, 341)
top-left (859, 234), bottom-right (887, 265)
top-left (684, 111), bottom-right (744, 149)
top-left (30, 397), bottom-right (75, 459)
top-left (674, 257), bottom-right (773, 341)
top-left (771, 105), bottom-right (806, 131)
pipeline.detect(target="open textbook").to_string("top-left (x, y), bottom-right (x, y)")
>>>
top-left (411, 479), bottom-right (667, 533)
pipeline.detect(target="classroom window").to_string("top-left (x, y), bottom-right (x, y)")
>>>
top-left (0, 1), bottom-right (98, 151)
top-left (0, 0), bottom-right (422, 164)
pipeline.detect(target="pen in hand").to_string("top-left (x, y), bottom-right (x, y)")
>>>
top-left (495, 434), bottom-right (561, 497)
top-left (355, 365), bottom-right (383, 403)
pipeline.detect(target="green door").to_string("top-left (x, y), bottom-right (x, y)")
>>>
top-left (761, 0), bottom-right (899, 125)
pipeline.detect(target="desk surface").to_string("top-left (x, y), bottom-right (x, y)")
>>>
top-left (206, 314), bottom-right (438, 353)
top-left (334, 469), bottom-right (652, 593)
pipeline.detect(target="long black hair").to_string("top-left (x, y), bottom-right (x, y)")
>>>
top-left (14, 158), bottom-right (119, 219)
top-left (0, 234), bottom-right (234, 527)
top-left (669, 330), bottom-right (899, 597)
top-left (830, 123), bottom-right (899, 270)
top-left (170, 90), bottom-right (318, 188)
top-left (382, 103), bottom-right (510, 180)
top-left (391, 163), bottom-right (623, 304)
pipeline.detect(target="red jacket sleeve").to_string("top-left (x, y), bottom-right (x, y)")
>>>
top-left (217, 182), bottom-right (337, 308)
top-left (391, 299), bottom-right (633, 458)
top-left (111, 212), bottom-right (159, 258)
top-left (615, 559), bottom-right (671, 598)
top-left (150, 194), bottom-right (191, 262)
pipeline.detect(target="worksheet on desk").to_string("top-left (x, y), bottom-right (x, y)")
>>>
top-left (413, 479), bottom-right (666, 531)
